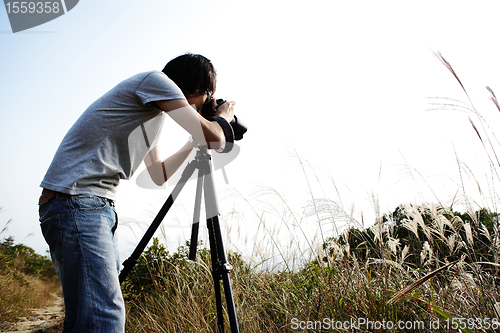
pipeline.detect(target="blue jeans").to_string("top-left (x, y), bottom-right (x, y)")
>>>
top-left (39, 193), bottom-right (125, 333)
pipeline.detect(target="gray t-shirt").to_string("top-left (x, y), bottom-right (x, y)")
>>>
top-left (40, 70), bottom-right (185, 200)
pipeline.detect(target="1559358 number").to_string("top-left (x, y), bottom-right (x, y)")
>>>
top-left (5, 2), bottom-right (60, 14)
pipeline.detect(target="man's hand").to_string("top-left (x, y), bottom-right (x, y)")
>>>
top-left (214, 100), bottom-right (236, 123)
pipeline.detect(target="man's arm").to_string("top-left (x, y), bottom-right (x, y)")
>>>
top-left (155, 99), bottom-right (234, 151)
top-left (145, 98), bottom-right (235, 186)
top-left (144, 141), bottom-right (193, 186)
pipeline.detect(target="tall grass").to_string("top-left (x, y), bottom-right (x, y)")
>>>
top-left (0, 234), bottom-right (61, 323)
top-left (123, 54), bottom-right (500, 332)
top-left (123, 175), bottom-right (499, 332)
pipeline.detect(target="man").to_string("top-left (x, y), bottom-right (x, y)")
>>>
top-left (38, 53), bottom-right (235, 332)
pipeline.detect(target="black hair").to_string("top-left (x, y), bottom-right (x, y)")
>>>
top-left (162, 53), bottom-right (216, 98)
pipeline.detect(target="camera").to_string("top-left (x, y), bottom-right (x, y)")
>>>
top-left (200, 98), bottom-right (247, 141)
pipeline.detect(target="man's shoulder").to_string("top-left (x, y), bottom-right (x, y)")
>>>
top-left (133, 70), bottom-right (184, 98)
top-left (100, 70), bottom-right (184, 107)
top-left (123, 70), bottom-right (164, 83)
top-left (126, 70), bottom-right (178, 89)
top-left (107, 70), bottom-right (174, 95)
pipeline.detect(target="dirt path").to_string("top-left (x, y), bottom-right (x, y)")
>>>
top-left (0, 292), bottom-right (64, 333)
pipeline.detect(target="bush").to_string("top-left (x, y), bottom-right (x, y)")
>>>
top-left (328, 204), bottom-right (500, 273)
top-left (0, 236), bottom-right (60, 322)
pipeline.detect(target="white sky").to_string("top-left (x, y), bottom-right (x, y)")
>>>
top-left (1, 1), bottom-right (500, 263)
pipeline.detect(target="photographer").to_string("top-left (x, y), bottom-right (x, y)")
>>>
top-left (38, 53), bottom-right (234, 333)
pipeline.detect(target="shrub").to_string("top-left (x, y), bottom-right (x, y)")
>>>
top-left (0, 236), bottom-right (60, 322)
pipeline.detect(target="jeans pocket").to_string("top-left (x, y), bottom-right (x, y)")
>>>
top-left (40, 214), bottom-right (61, 246)
top-left (73, 195), bottom-right (107, 211)
top-left (40, 214), bottom-right (62, 276)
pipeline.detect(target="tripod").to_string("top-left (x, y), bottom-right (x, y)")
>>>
top-left (119, 145), bottom-right (240, 333)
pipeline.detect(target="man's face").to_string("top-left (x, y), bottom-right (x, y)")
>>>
top-left (187, 93), bottom-right (211, 112)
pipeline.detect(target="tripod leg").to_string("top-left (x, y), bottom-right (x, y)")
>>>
top-left (207, 218), bottom-right (225, 333)
top-left (202, 160), bottom-right (240, 333)
top-left (119, 159), bottom-right (198, 284)
top-left (188, 168), bottom-right (204, 260)
top-left (207, 216), bottom-right (239, 333)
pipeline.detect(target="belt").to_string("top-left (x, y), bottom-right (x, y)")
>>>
top-left (38, 188), bottom-right (114, 206)
top-left (39, 189), bottom-right (61, 205)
